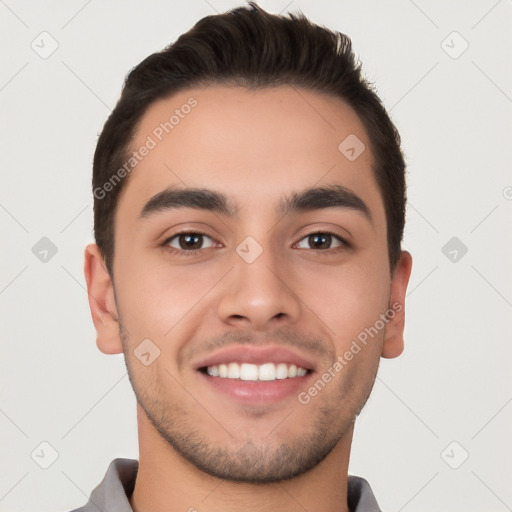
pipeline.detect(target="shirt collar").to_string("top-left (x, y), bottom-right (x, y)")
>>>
top-left (77, 458), bottom-right (381, 512)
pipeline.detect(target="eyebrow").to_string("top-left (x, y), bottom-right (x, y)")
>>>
top-left (278, 184), bottom-right (372, 221)
top-left (139, 187), bottom-right (238, 219)
top-left (138, 184), bottom-right (372, 222)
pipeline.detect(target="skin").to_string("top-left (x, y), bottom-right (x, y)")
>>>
top-left (84, 85), bottom-right (412, 512)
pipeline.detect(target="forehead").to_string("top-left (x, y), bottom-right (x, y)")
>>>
top-left (118, 85), bottom-right (384, 225)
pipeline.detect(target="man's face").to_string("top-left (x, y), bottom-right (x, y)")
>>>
top-left (102, 85), bottom-right (409, 482)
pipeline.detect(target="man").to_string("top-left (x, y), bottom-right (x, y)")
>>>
top-left (79, 3), bottom-right (412, 511)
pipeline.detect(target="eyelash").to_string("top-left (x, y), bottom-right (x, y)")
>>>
top-left (162, 231), bottom-right (217, 257)
top-left (161, 230), bottom-right (350, 257)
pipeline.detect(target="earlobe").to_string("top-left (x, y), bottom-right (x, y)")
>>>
top-left (83, 244), bottom-right (123, 355)
top-left (381, 251), bottom-right (413, 359)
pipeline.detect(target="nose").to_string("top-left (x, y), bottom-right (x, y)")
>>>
top-left (217, 246), bottom-right (302, 331)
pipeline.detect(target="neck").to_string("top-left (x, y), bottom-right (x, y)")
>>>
top-left (129, 406), bottom-right (353, 512)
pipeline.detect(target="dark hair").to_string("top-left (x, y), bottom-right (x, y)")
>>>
top-left (93, 2), bottom-right (406, 277)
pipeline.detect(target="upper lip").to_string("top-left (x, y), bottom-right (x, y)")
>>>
top-left (193, 345), bottom-right (318, 372)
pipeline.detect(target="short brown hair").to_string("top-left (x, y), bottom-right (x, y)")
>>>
top-left (93, 2), bottom-right (406, 277)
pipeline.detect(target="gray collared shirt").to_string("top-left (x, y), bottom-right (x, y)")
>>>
top-left (70, 458), bottom-right (382, 512)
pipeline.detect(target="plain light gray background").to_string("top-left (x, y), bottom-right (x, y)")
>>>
top-left (1, 1), bottom-right (511, 511)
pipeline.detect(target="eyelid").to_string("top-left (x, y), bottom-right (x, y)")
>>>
top-left (160, 226), bottom-right (351, 257)
top-left (166, 232), bottom-right (215, 249)
top-left (294, 230), bottom-right (349, 250)
top-left (295, 231), bottom-right (343, 248)
top-left (294, 221), bottom-right (351, 242)
top-left (160, 225), bottom-right (220, 245)
top-left (161, 230), bottom-right (221, 256)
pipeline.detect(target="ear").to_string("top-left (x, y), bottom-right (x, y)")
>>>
top-left (381, 251), bottom-right (413, 359)
top-left (84, 243), bottom-right (123, 355)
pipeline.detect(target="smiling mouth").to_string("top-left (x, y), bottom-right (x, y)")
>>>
top-left (200, 362), bottom-right (310, 381)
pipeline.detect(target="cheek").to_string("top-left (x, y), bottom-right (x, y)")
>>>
top-left (113, 251), bottom-right (222, 341)
top-left (295, 258), bottom-right (390, 347)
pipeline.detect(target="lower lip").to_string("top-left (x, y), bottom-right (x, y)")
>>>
top-left (198, 371), bottom-right (313, 404)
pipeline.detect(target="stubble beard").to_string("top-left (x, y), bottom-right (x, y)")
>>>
top-left (120, 326), bottom-right (380, 483)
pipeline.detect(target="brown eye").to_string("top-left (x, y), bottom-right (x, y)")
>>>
top-left (296, 233), bottom-right (343, 250)
top-left (167, 233), bottom-right (214, 251)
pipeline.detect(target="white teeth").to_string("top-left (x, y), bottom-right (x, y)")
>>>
top-left (297, 367), bottom-right (307, 377)
top-left (227, 362), bottom-right (240, 379)
top-left (218, 364), bottom-right (228, 378)
top-left (240, 363), bottom-right (259, 381)
top-left (207, 365), bottom-right (219, 377)
top-left (275, 363), bottom-right (288, 379)
top-left (258, 363), bottom-right (275, 381)
top-left (205, 362), bottom-right (308, 381)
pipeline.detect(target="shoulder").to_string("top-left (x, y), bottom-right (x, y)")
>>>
top-left (347, 475), bottom-right (382, 512)
top-left (65, 458), bottom-right (138, 512)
